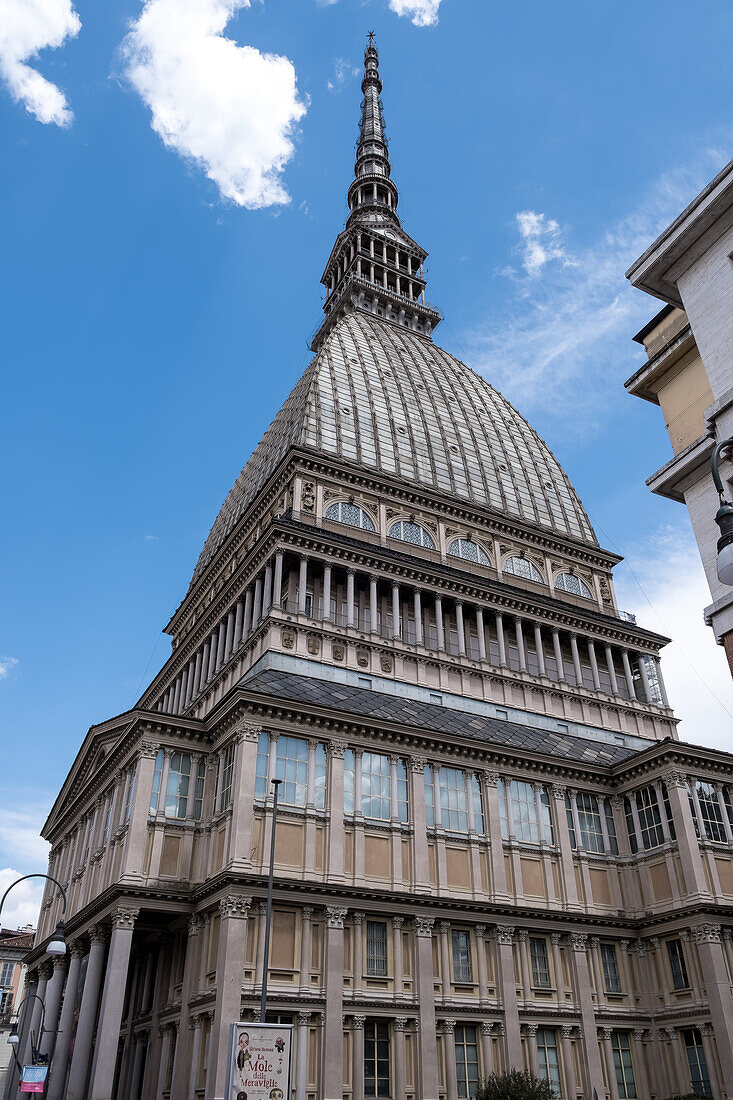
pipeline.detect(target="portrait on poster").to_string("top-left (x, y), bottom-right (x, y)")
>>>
top-left (225, 1021), bottom-right (293, 1100)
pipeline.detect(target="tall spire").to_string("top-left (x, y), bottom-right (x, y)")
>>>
top-left (311, 35), bottom-right (440, 351)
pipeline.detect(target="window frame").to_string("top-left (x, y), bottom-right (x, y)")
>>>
top-left (611, 1031), bottom-right (637, 1099)
top-left (554, 571), bottom-right (593, 599)
top-left (529, 936), bottom-right (552, 989)
top-left (447, 538), bottom-right (491, 567)
top-left (601, 943), bottom-right (622, 994)
top-left (363, 1019), bottom-right (391, 1099)
top-left (666, 938), bottom-right (690, 991)
top-left (387, 519), bottom-right (436, 550)
top-left (451, 928), bottom-right (473, 984)
top-left (502, 555), bottom-right (543, 584)
top-left (365, 920), bottom-right (388, 978)
top-left (454, 1024), bottom-right (480, 1099)
top-left (325, 500), bottom-right (376, 532)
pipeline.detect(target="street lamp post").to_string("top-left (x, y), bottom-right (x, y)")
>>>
top-left (711, 437), bottom-right (733, 585)
top-left (0, 874), bottom-right (68, 956)
top-left (8, 993), bottom-right (47, 1066)
top-left (260, 778), bottom-right (282, 1023)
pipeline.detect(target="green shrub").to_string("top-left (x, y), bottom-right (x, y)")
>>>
top-left (473, 1070), bottom-right (557, 1100)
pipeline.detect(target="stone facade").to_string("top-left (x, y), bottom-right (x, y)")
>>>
top-left (17, 40), bottom-right (733, 1100)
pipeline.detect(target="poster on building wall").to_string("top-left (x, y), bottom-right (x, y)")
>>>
top-left (19, 1066), bottom-right (48, 1093)
top-left (225, 1022), bottom-right (293, 1100)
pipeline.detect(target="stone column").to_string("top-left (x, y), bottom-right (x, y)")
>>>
top-left (435, 595), bottom-right (445, 651)
top-left (533, 623), bottom-right (546, 677)
top-left (552, 629), bottom-right (565, 682)
top-left (155, 1026), bottom-right (172, 1100)
top-left (495, 926), bottom-right (522, 1069)
top-left (632, 1029), bottom-right (650, 1100)
top-left (393, 917), bottom-right (404, 1000)
top-left (23, 963), bottom-right (49, 1068)
top-left (694, 924), bottom-right (733, 1086)
top-left (206, 895), bottom-right (250, 1100)
top-left (299, 907), bottom-right (314, 994)
top-left (476, 607), bottom-right (487, 661)
top-left (664, 770), bottom-right (710, 898)
top-left (262, 560), bottom-right (273, 617)
top-left (560, 1026), bottom-right (577, 1099)
top-left (327, 740), bottom-right (347, 881)
top-left (475, 925), bottom-right (489, 1005)
top-left (568, 934), bottom-right (605, 1096)
top-left (455, 602), bottom-right (466, 656)
top-left (296, 1012), bottom-right (311, 1100)
top-left (480, 1022), bottom-right (494, 1077)
top-left (89, 907), bottom-right (139, 1100)
top-left (551, 933), bottom-right (565, 1001)
top-left (346, 568), bottom-right (356, 627)
top-left (187, 1017), bottom-right (204, 1100)
top-left (621, 649), bottom-right (635, 699)
top-left (206, 627), bottom-right (219, 680)
top-left (715, 783), bottom-right (733, 843)
top-left (439, 921), bottom-right (452, 1001)
top-left (121, 740), bottom-right (158, 882)
top-left (323, 907), bottom-right (348, 1100)
top-left (409, 756), bottom-right (430, 893)
top-left (699, 1023), bottom-right (722, 1099)
top-left (605, 644), bottom-right (620, 696)
top-left (66, 927), bottom-right (107, 1100)
top-left (169, 915), bottom-right (203, 1099)
top-left (514, 618), bottom-right (527, 672)
top-left (569, 634), bottom-right (583, 686)
top-left (517, 930), bottom-right (531, 1004)
top-left (215, 620), bottom-right (227, 669)
top-left (588, 640), bottom-right (601, 691)
top-left (483, 771), bottom-right (508, 898)
top-left (352, 912), bottom-right (364, 998)
top-left (351, 1015), bottom-right (365, 1100)
top-left (227, 722), bottom-right (261, 868)
top-left (252, 575), bottom-right (263, 626)
top-left (551, 783), bottom-right (580, 909)
top-left (47, 943), bottom-right (84, 1100)
top-left (39, 954), bottom-right (65, 1061)
top-left (525, 1024), bottom-right (539, 1076)
top-left (600, 1029), bottom-right (619, 1100)
top-left (391, 581), bottom-right (401, 639)
top-left (369, 575), bottom-right (378, 634)
top-left (272, 550), bottom-right (284, 609)
top-left (298, 556), bottom-right (309, 614)
top-left (393, 1018), bottom-right (407, 1100)
top-left (414, 917), bottom-right (440, 1100)
top-left (442, 1019), bottom-right (458, 1100)
top-left (322, 563), bottom-right (333, 622)
top-left (637, 653), bottom-right (653, 703)
top-left (232, 598), bottom-right (245, 650)
top-left (129, 1033), bottom-right (147, 1100)
top-left (223, 609), bottom-right (235, 663)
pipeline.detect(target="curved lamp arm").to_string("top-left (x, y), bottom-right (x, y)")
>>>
top-left (0, 873), bottom-right (68, 957)
top-left (9, 992), bottom-right (47, 1065)
top-left (0, 873), bottom-right (67, 921)
top-left (711, 437), bottom-right (733, 586)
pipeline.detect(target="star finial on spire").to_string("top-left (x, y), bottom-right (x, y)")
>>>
top-left (367, 30), bottom-right (376, 46)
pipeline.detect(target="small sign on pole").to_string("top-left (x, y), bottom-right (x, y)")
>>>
top-left (20, 1066), bottom-right (48, 1093)
top-left (225, 1021), bottom-right (293, 1100)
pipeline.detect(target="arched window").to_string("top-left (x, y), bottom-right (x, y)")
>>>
top-left (448, 538), bottom-right (491, 566)
top-left (503, 555), bottom-right (543, 584)
top-left (388, 520), bottom-right (436, 550)
top-left (555, 572), bottom-right (593, 599)
top-left (325, 501), bottom-right (376, 532)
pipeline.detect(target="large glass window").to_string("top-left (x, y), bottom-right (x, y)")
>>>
top-left (166, 752), bottom-right (192, 818)
top-left (451, 929), bottom-right (473, 983)
top-left (255, 734), bottom-right (327, 810)
top-left (454, 1025), bottom-right (480, 1099)
top-left (601, 944), bottom-right (622, 993)
top-left (437, 768), bottom-right (476, 834)
top-left (683, 1029), bottom-right (712, 1096)
top-left (565, 791), bottom-right (617, 854)
top-left (364, 1020), bottom-right (390, 1098)
top-left (691, 780), bottom-right (727, 842)
top-left (554, 571), bottom-right (593, 599)
top-left (612, 1032), bottom-right (637, 1099)
top-left (530, 937), bottom-right (551, 988)
top-left (388, 520), bottom-right (435, 550)
top-left (193, 758), bottom-right (205, 820)
top-left (424, 766), bottom-right (435, 828)
top-left (499, 779), bottom-right (554, 845)
top-left (218, 744), bottom-right (235, 813)
top-left (667, 939), bottom-right (690, 991)
top-left (366, 921), bottom-right (388, 977)
top-left (448, 538), bottom-right (490, 566)
top-left (150, 749), bottom-right (163, 813)
top-left (0, 962), bottom-right (14, 988)
top-left (503, 555), bottom-right (543, 583)
top-left (624, 786), bottom-right (671, 852)
top-left (325, 501), bottom-right (375, 532)
top-left (344, 752), bottom-right (408, 822)
top-left (124, 769), bottom-right (135, 823)
top-left (536, 1029), bottom-right (561, 1095)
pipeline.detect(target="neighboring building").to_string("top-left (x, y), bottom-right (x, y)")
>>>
top-left (626, 160), bottom-right (733, 673)
top-left (21, 40), bottom-right (733, 1100)
top-left (0, 927), bottom-right (34, 1088)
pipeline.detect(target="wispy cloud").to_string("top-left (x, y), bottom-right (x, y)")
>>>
top-left (466, 147), bottom-right (728, 420)
top-left (0, 804), bottom-right (52, 869)
top-left (388, 0), bottom-right (442, 25)
top-left (0, 869), bottom-right (44, 930)
top-left (0, 0), bottom-right (81, 125)
top-left (614, 522), bottom-right (733, 752)
top-left (0, 657), bottom-right (18, 680)
top-left (327, 57), bottom-right (359, 92)
top-left (121, 0), bottom-right (307, 209)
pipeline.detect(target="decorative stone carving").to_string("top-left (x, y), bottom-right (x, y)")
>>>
top-left (561, 1025), bottom-right (575, 1039)
top-left (352, 1014), bottom-right (366, 1030)
top-left (139, 739), bottom-right (159, 759)
top-left (475, 924), bottom-right (486, 940)
top-left (481, 1021), bottom-right (494, 1036)
top-left (298, 1012), bottom-right (312, 1027)
top-left (414, 916), bottom-right (435, 938)
top-left (551, 783), bottom-right (566, 798)
top-left (89, 924), bottom-right (107, 945)
top-left (111, 907), bottom-right (139, 931)
top-left (483, 770), bottom-right (500, 786)
top-left (356, 647), bottom-right (370, 667)
top-left (233, 719), bottom-right (261, 742)
top-left (332, 643), bottom-right (345, 661)
top-left (302, 907), bottom-right (313, 921)
top-left (569, 933), bottom-right (588, 951)
top-left (408, 756), bottom-right (426, 773)
top-left (600, 1027), bottom-right (613, 1041)
top-left (188, 915), bottom-right (202, 936)
top-left (694, 924), bottom-right (722, 944)
top-left (393, 916), bottom-right (404, 929)
top-left (302, 483), bottom-right (315, 513)
top-left (394, 1017), bottom-right (408, 1031)
top-left (352, 912), bottom-right (365, 927)
top-left (307, 634), bottom-right (321, 656)
top-left (633, 1028), bottom-right (646, 1042)
top-left (439, 921), bottom-right (451, 935)
top-left (524, 1024), bottom-right (538, 1037)
top-left (380, 655), bottom-right (393, 673)
top-left (326, 906), bottom-right (348, 929)
top-left (282, 629), bottom-right (296, 650)
top-left (327, 740), bottom-right (347, 759)
top-left (664, 770), bottom-right (689, 789)
top-left (219, 895), bottom-right (251, 919)
top-left (441, 1019), bottom-right (456, 1035)
top-left (494, 925), bottom-right (515, 945)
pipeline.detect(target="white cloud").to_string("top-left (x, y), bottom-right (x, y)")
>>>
top-left (327, 57), bottom-right (359, 92)
top-left (0, 869), bottom-right (43, 931)
top-left (614, 523), bottom-right (733, 753)
top-left (0, 657), bottom-right (18, 680)
top-left (0, 0), bottom-right (80, 125)
top-left (388, 0), bottom-right (442, 26)
top-left (0, 805), bottom-right (52, 868)
top-left (467, 148), bottom-right (728, 419)
top-left (121, 0), bottom-right (307, 209)
top-left (515, 210), bottom-right (571, 277)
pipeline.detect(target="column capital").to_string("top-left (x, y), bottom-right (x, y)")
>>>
top-left (188, 914), bottom-right (203, 937)
top-left (327, 739), bottom-right (348, 759)
top-left (633, 1028), bottom-right (647, 1042)
top-left (441, 1019), bottom-right (456, 1035)
top-left (663, 770), bottom-right (689, 789)
top-left (481, 1021), bottom-right (494, 1036)
top-left (482, 769), bottom-right (500, 787)
top-left (233, 719), bottom-right (261, 742)
top-left (569, 933), bottom-right (588, 951)
top-left (298, 1011), bottom-right (312, 1026)
top-left (393, 916), bottom-right (405, 929)
top-left (69, 940), bottom-right (86, 959)
top-left (408, 755), bottom-right (427, 773)
top-left (413, 916), bottom-right (435, 938)
top-left (219, 894), bottom-right (251, 919)
top-left (394, 1017), bottom-right (408, 1031)
top-left (352, 911), bottom-right (365, 926)
top-left (551, 782), bottom-right (566, 798)
top-left (439, 920), bottom-right (451, 934)
top-left (88, 924), bottom-right (107, 946)
top-left (561, 1025), bottom-right (575, 1039)
top-left (301, 906), bottom-right (314, 921)
top-left (139, 739), bottom-right (159, 759)
top-left (352, 1014), bottom-right (366, 1030)
top-left (325, 905), bottom-right (348, 929)
top-left (51, 953), bottom-right (67, 972)
top-left (111, 906), bottom-right (139, 931)
top-left (550, 933), bottom-right (562, 946)
top-left (599, 1027), bottom-right (613, 1041)
top-left (475, 924), bottom-right (486, 940)
top-left (694, 923), bottom-right (722, 944)
top-left (524, 1023), bottom-right (538, 1036)
top-left (494, 924), bottom-right (515, 945)
top-left (37, 961), bottom-right (53, 982)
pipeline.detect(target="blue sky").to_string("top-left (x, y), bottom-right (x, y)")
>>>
top-left (2, 0), bottom-right (733, 924)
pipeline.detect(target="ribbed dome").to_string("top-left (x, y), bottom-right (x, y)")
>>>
top-left (192, 312), bottom-right (596, 583)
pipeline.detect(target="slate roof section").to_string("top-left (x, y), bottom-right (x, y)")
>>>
top-left (243, 667), bottom-right (635, 766)
top-left (192, 311), bottom-right (597, 584)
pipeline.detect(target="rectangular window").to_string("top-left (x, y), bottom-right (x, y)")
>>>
top-left (499, 779), bottom-right (554, 845)
top-left (193, 757), bottom-right (205, 820)
top-left (601, 944), bottom-right (622, 993)
top-left (364, 1020), bottom-right (390, 1098)
top-left (424, 766), bottom-right (435, 828)
top-left (255, 734), bottom-right (327, 810)
top-left (218, 744), bottom-right (234, 812)
top-left (255, 731), bottom-right (269, 800)
top-left (0, 962), bottom-right (13, 988)
top-left (166, 752), bottom-right (192, 818)
top-left (667, 939), bottom-right (689, 990)
top-left (124, 769), bottom-right (135, 823)
top-left (366, 921), bottom-right (388, 977)
top-left (636, 787), bottom-right (665, 850)
top-left (683, 1028), bottom-right (712, 1096)
top-left (101, 795), bottom-right (113, 844)
top-left (694, 781), bottom-right (727, 842)
top-left (471, 775), bottom-right (484, 834)
top-left (454, 1025), bottom-right (480, 1099)
top-left (536, 1029), bottom-right (561, 1096)
top-left (150, 749), bottom-right (163, 813)
top-left (611, 1032), bottom-right (637, 1099)
top-left (529, 937), bottom-right (551, 988)
top-left (451, 929), bottom-right (473, 983)
top-left (576, 791), bottom-right (604, 853)
top-left (604, 799), bottom-right (619, 854)
top-left (362, 753), bottom-right (393, 820)
top-left (440, 767), bottom-right (469, 833)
